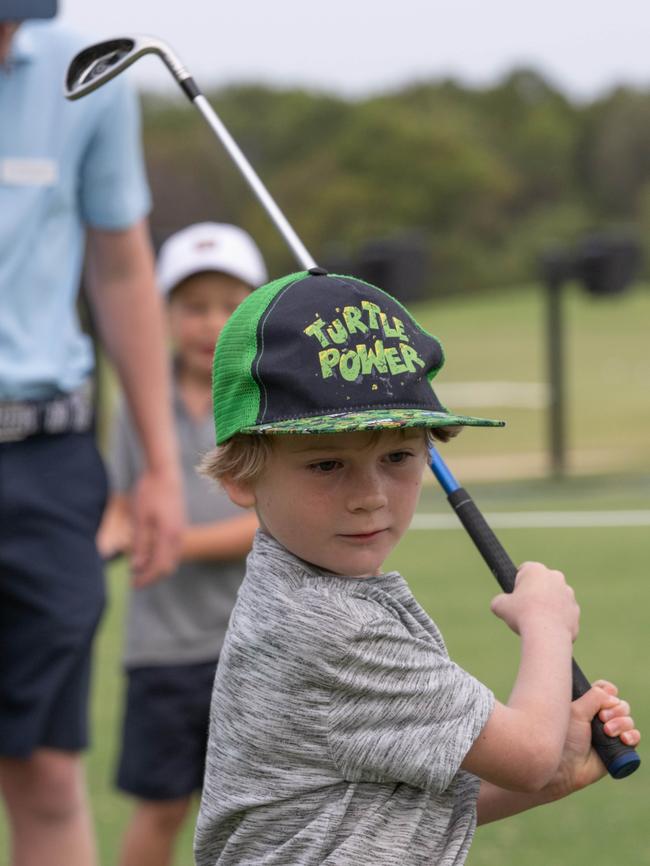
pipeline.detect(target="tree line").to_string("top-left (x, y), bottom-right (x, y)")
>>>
top-left (141, 68), bottom-right (650, 296)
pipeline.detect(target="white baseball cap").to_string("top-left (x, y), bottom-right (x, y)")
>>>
top-left (156, 222), bottom-right (268, 296)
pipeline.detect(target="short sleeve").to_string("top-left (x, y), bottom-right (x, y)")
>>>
top-left (107, 401), bottom-right (141, 493)
top-left (327, 616), bottom-right (494, 794)
top-left (79, 78), bottom-right (151, 229)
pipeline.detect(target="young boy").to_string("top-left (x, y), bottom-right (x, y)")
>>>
top-left (97, 222), bottom-right (267, 866)
top-left (194, 268), bottom-right (639, 866)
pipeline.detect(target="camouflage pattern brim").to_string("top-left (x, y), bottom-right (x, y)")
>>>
top-left (240, 408), bottom-right (505, 435)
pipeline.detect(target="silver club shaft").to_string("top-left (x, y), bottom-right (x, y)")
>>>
top-left (193, 94), bottom-right (316, 271)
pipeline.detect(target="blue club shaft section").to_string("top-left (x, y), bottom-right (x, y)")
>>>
top-left (428, 446), bottom-right (460, 494)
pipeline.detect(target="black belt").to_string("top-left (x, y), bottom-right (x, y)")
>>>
top-left (0, 383), bottom-right (94, 443)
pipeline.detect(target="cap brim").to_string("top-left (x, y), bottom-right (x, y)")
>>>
top-left (240, 408), bottom-right (505, 436)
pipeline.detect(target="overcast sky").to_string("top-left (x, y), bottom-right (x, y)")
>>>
top-left (59, 0), bottom-right (650, 100)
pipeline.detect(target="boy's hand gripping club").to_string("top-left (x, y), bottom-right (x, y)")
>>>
top-left (429, 445), bottom-right (640, 780)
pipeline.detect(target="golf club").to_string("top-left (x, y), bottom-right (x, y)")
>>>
top-left (429, 447), bottom-right (639, 779)
top-left (65, 36), bottom-right (316, 272)
top-left (65, 34), bottom-right (640, 779)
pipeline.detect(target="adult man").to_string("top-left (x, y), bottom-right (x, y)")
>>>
top-left (0, 2), bottom-right (184, 864)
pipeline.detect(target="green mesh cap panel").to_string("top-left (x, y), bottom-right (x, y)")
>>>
top-left (212, 271), bottom-right (308, 444)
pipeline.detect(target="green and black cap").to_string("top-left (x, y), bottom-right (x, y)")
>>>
top-left (213, 269), bottom-right (504, 444)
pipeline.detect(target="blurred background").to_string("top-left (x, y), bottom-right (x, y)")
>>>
top-left (59, 0), bottom-right (650, 482)
top-left (7, 2), bottom-right (649, 863)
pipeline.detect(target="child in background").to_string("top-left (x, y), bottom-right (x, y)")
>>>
top-left (97, 223), bottom-right (267, 866)
top-left (194, 269), bottom-right (639, 866)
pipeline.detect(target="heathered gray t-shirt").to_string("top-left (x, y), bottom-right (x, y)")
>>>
top-left (108, 386), bottom-right (247, 667)
top-left (195, 531), bottom-right (494, 866)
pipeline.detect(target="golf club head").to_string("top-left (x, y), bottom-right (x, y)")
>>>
top-left (64, 35), bottom-right (173, 100)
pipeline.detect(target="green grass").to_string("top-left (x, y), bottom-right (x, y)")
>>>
top-left (411, 282), bottom-right (650, 474)
top-left (2, 284), bottom-right (648, 863)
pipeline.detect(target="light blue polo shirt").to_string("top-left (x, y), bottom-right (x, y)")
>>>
top-left (0, 22), bottom-right (151, 400)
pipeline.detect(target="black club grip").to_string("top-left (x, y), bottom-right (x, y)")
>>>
top-left (447, 488), bottom-right (640, 779)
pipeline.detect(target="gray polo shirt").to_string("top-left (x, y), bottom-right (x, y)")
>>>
top-left (108, 385), bottom-right (247, 667)
top-left (195, 531), bottom-right (494, 866)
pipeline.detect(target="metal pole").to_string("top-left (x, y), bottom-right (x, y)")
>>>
top-left (546, 274), bottom-right (566, 477)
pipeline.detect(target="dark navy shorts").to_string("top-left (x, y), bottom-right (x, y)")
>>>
top-left (0, 432), bottom-right (108, 758)
top-left (116, 659), bottom-right (218, 800)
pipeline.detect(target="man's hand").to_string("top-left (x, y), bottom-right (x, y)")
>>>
top-left (96, 494), bottom-right (133, 561)
top-left (131, 467), bottom-right (184, 587)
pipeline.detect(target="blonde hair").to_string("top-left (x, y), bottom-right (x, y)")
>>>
top-left (200, 433), bottom-right (272, 485)
top-left (201, 425), bottom-right (460, 486)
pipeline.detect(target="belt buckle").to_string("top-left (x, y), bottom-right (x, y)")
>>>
top-left (0, 402), bottom-right (39, 443)
top-left (0, 383), bottom-right (94, 442)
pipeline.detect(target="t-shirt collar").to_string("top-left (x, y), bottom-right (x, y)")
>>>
top-left (251, 529), bottom-right (400, 583)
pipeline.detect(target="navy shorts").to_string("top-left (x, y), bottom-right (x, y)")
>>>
top-left (116, 659), bottom-right (218, 800)
top-left (0, 432), bottom-right (107, 758)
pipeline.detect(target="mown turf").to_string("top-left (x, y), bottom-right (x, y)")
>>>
top-left (412, 282), bottom-right (650, 473)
